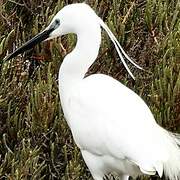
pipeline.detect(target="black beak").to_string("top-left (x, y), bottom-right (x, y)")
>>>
top-left (4, 19), bottom-right (60, 61)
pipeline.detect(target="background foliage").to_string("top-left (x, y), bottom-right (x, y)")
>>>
top-left (0, 0), bottom-right (179, 179)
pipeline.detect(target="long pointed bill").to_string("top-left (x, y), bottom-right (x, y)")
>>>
top-left (4, 30), bottom-right (51, 61)
top-left (4, 20), bottom-right (60, 61)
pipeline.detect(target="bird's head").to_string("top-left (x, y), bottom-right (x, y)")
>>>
top-left (47, 3), bottom-right (98, 38)
top-left (4, 3), bottom-right (98, 61)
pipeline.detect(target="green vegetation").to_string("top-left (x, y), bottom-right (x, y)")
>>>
top-left (0, 0), bottom-right (179, 179)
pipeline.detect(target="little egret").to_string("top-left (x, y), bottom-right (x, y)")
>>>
top-left (5, 3), bottom-right (180, 180)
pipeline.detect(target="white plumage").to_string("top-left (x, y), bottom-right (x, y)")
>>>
top-left (5, 3), bottom-right (180, 180)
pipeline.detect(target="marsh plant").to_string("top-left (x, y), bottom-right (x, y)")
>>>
top-left (0, 0), bottom-right (179, 179)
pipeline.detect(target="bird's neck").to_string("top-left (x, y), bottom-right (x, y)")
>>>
top-left (59, 25), bottom-right (101, 96)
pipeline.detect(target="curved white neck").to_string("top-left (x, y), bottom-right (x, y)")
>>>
top-left (59, 24), bottom-right (101, 96)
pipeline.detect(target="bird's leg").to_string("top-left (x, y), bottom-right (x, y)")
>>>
top-left (81, 150), bottom-right (105, 180)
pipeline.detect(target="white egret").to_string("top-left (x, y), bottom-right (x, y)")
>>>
top-left (5, 3), bottom-right (180, 180)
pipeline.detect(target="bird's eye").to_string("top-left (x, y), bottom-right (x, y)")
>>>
top-left (55, 19), bottom-right (60, 26)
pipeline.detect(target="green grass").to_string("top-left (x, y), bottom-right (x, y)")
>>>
top-left (0, 0), bottom-right (180, 179)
